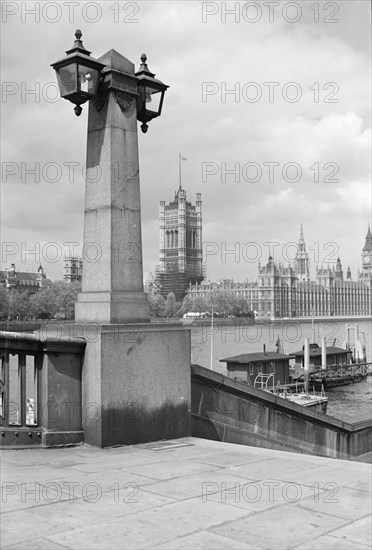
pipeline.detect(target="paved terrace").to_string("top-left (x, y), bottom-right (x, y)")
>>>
top-left (1, 438), bottom-right (371, 549)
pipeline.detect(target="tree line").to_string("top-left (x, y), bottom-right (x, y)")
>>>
top-left (0, 281), bottom-right (81, 321)
top-left (0, 284), bottom-right (254, 321)
top-left (148, 292), bottom-right (254, 319)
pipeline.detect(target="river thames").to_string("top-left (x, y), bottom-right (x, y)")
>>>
top-left (191, 318), bottom-right (372, 421)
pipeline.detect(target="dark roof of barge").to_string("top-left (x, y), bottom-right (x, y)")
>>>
top-left (220, 352), bottom-right (294, 363)
top-left (291, 346), bottom-right (351, 357)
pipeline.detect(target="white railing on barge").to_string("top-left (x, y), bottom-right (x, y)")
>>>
top-left (314, 363), bottom-right (372, 380)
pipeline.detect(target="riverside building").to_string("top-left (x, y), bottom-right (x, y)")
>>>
top-left (187, 227), bottom-right (372, 318)
top-left (0, 264), bottom-right (50, 294)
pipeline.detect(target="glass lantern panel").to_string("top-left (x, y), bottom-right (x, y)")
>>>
top-left (78, 65), bottom-right (99, 95)
top-left (145, 88), bottom-right (162, 113)
top-left (57, 64), bottom-right (78, 97)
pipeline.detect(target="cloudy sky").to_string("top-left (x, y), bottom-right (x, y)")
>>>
top-left (1, 0), bottom-right (371, 284)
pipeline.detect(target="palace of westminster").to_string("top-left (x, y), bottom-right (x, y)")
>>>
top-left (2, 185), bottom-right (371, 319)
top-left (153, 186), bottom-right (372, 318)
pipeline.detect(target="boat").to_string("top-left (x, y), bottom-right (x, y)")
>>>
top-left (291, 324), bottom-right (371, 390)
top-left (308, 369), bottom-right (367, 391)
top-left (254, 373), bottom-right (328, 414)
top-left (277, 390), bottom-right (328, 414)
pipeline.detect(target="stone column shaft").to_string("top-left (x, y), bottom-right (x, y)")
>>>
top-left (75, 49), bottom-right (149, 323)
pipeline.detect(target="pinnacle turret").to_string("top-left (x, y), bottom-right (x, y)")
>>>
top-left (362, 225), bottom-right (372, 252)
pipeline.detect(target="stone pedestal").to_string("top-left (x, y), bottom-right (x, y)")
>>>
top-left (66, 323), bottom-right (191, 447)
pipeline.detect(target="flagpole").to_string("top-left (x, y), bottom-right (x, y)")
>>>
top-left (179, 153), bottom-right (181, 190)
top-left (210, 306), bottom-right (214, 370)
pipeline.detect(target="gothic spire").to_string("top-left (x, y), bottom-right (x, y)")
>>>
top-left (363, 225), bottom-right (372, 252)
top-left (297, 224), bottom-right (306, 252)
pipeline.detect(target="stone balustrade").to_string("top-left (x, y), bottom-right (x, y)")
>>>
top-left (0, 331), bottom-right (85, 448)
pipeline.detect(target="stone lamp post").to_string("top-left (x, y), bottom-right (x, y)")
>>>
top-left (51, 31), bottom-right (190, 448)
top-left (51, 30), bottom-right (169, 323)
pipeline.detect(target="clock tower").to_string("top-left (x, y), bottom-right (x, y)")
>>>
top-left (361, 225), bottom-right (372, 273)
top-left (293, 224), bottom-right (310, 282)
top-left (359, 225), bottom-right (372, 314)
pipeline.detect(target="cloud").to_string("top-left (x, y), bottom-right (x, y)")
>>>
top-left (1, 0), bottom-right (370, 284)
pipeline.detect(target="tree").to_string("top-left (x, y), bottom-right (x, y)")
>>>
top-left (29, 288), bottom-right (59, 319)
top-left (191, 296), bottom-right (209, 313)
top-left (163, 292), bottom-right (179, 318)
top-left (181, 295), bottom-right (193, 315)
top-left (28, 281), bottom-right (81, 320)
top-left (183, 291), bottom-right (254, 319)
top-left (210, 292), bottom-right (229, 316)
top-left (233, 296), bottom-right (254, 317)
top-left (52, 281), bottom-right (81, 319)
top-left (8, 291), bottom-right (30, 320)
top-left (148, 293), bottom-right (166, 318)
top-left (0, 287), bottom-right (9, 320)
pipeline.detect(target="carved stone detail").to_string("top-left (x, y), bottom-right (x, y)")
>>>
top-left (92, 89), bottom-right (110, 112)
top-left (114, 90), bottom-right (134, 112)
top-left (92, 89), bottom-right (135, 113)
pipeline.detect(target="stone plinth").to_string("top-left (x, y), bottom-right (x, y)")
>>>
top-left (64, 323), bottom-right (191, 447)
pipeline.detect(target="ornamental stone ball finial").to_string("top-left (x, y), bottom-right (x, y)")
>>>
top-left (73, 29), bottom-right (84, 49)
top-left (71, 29), bottom-right (88, 52)
top-left (140, 54), bottom-right (149, 70)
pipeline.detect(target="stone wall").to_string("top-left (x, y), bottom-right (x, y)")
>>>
top-left (191, 365), bottom-right (372, 461)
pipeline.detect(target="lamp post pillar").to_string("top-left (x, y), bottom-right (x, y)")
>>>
top-left (52, 41), bottom-right (190, 448)
top-left (75, 49), bottom-right (150, 323)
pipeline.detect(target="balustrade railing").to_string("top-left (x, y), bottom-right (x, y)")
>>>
top-left (1, 352), bottom-right (41, 429)
top-left (311, 363), bottom-right (372, 380)
top-left (0, 331), bottom-right (85, 447)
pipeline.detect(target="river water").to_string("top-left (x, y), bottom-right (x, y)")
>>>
top-left (191, 318), bottom-right (372, 422)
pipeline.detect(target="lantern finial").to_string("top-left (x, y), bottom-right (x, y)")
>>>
top-left (140, 54), bottom-right (149, 70)
top-left (71, 29), bottom-right (85, 51)
top-left (64, 29), bottom-right (90, 56)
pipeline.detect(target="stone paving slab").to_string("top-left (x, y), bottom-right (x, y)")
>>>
top-left (210, 504), bottom-right (350, 549)
top-left (1, 437), bottom-right (371, 549)
top-left (123, 458), bottom-right (222, 481)
top-left (292, 516), bottom-right (372, 549)
top-left (140, 470), bottom-right (257, 502)
top-left (203, 478), bottom-right (328, 514)
top-left (151, 531), bottom-right (254, 549)
top-left (48, 497), bottom-right (249, 549)
top-left (274, 463), bottom-right (372, 488)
